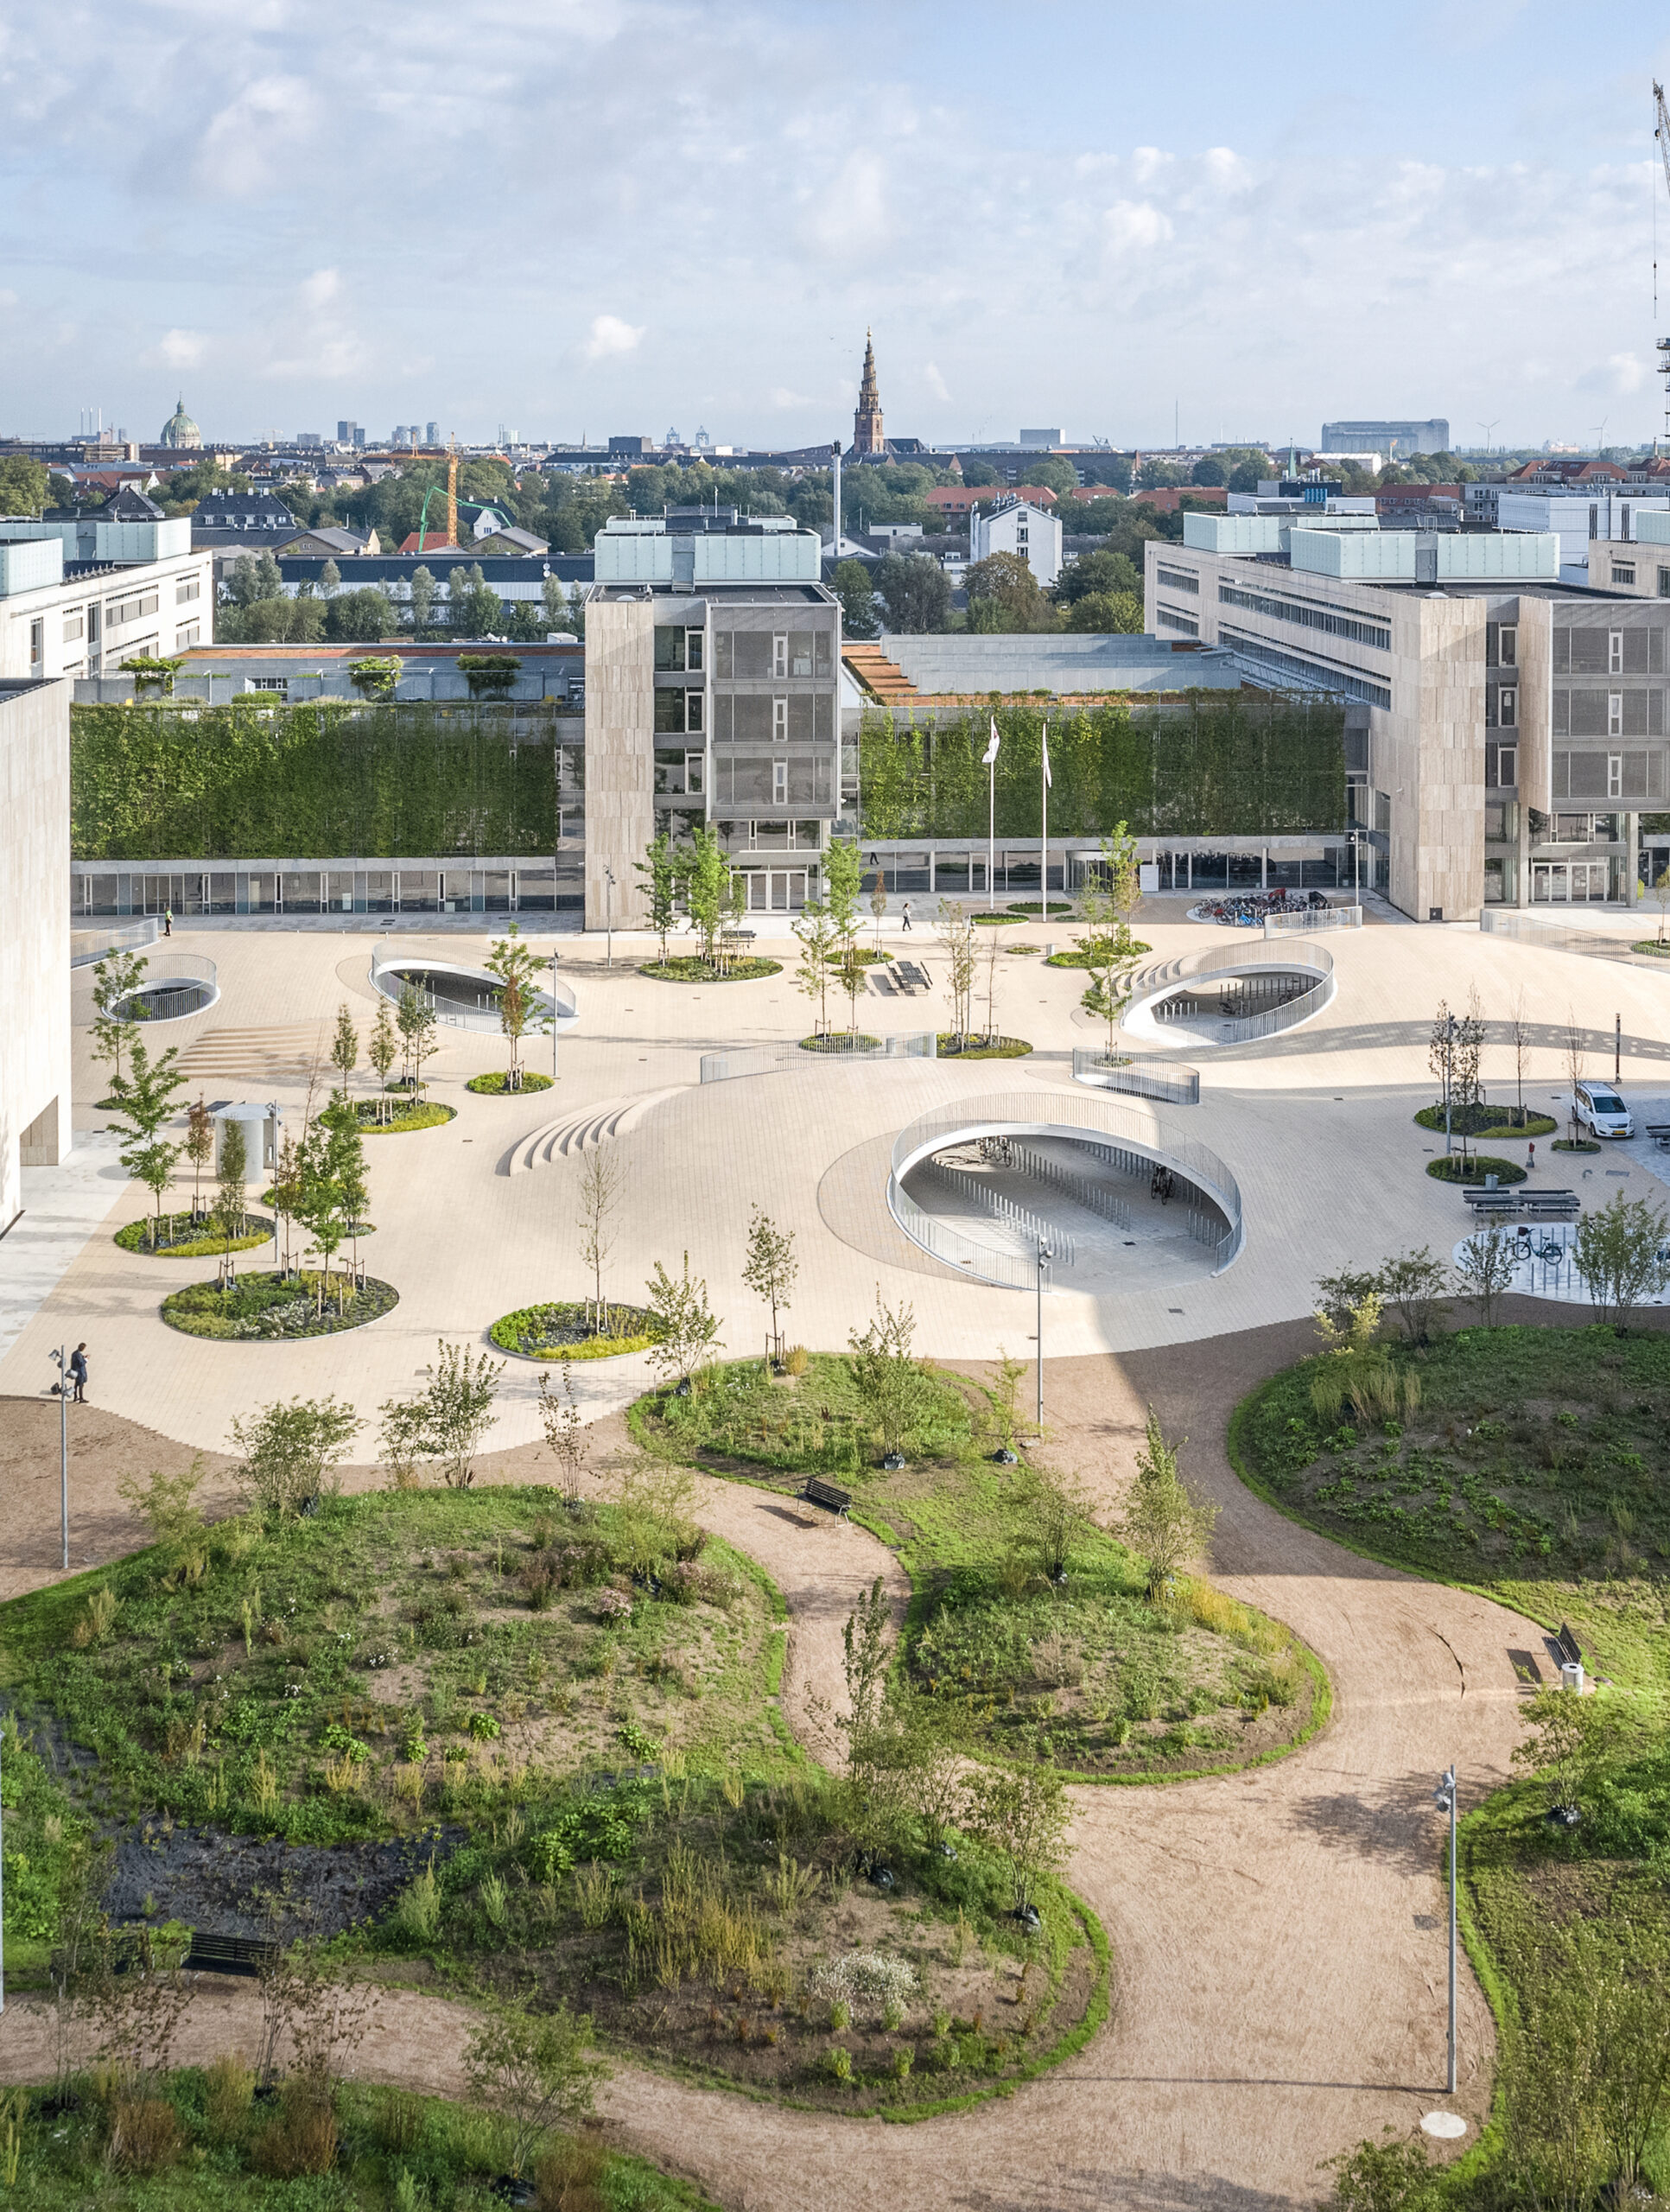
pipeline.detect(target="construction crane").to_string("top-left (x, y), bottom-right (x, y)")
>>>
top-left (413, 436), bottom-right (461, 552)
top-left (1654, 82), bottom-right (1670, 451)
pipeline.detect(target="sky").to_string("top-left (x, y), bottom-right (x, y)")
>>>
top-left (8, 0), bottom-right (1670, 453)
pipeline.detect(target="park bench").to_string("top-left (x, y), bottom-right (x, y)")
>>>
top-left (1520, 1189), bottom-right (1578, 1217)
top-left (893, 962), bottom-right (930, 995)
top-left (801, 1477), bottom-right (853, 1517)
top-left (1555, 1622), bottom-right (1584, 1669)
top-left (1645, 1124), bottom-right (1670, 1152)
top-left (1460, 1186), bottom-right (1577, 1219)
top-left (185, 1931), bottom-right (282, 1977)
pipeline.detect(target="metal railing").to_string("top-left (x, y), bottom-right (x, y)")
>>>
top-left (700, 1031), bottom-right (936, 1083)
top-left (1128, 937), bottom-right (1335, 1046)
top-left (96, 952), bottom-right (219, 1023)
top-left (370, 942), bottom-right (576, 1033)
top-left (1263, 904), bottom-right (1362, 936)
top-left (918, 1158), bottom-right (1077, 1266)
top-left (1479, 910), bottom-right (1668, 969)
top-left (1003, 1140), bottom-right (1131, 1228)
top-left (1070, 1050), bottom-right (1201, 1103)
top-left (888, 1177), bottom-right (1047, 1291)
top-left (70, 918), bottom-right (160, 969)
top-left (887, 1088), bottom-right (1243, 1278)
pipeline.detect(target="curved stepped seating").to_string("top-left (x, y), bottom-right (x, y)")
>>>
top-left (503, 1087), bottom-right (684, 1175)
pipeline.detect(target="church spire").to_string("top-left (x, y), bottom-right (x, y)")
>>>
top-left (852, 328), bottom-right (885, 455)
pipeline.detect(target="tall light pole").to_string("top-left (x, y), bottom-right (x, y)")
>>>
top-left (1034, 1238), bottom-right (1052, 1428)
top-left (1434, 1764), bottom-right (1457, 2095)
top-left (50, 1346), bottom-right (68, 1568)
top-left (1443, 1012), bottom-right (1457, 1157)
top-left (604, 867), bottom-right (616, 971)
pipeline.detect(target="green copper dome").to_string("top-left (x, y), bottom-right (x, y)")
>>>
top-left (159, 396), bottom-right (201, 449)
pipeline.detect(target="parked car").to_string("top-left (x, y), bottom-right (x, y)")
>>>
top-left (1573, 1082), bottom-right (1633, 1138)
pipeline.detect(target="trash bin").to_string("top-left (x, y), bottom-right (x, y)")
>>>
top-left (1560, 1660), bottom-right (1585, 1694)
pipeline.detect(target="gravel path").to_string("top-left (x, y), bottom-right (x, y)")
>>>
top-left (0, 1325), bottom-right (1546, 2207)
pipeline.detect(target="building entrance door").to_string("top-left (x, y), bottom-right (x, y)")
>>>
top-left (1533, 861), bottom-right (1610, 903)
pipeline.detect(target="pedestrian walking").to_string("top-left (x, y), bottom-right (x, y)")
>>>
top-left (162, 906), bottom-right (173, 938)
top-left (900, 899), bottom-right (912, 931)
top-left (1527, 1140), bottom-right (1535, 1175)
top-left (68, 1343), bottom-right (88, 1402)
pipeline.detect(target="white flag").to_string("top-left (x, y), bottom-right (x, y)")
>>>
top-left (1041, 721), bottom-right (1052, 790)
top-left (981, 716), bottom-right (1000, 766)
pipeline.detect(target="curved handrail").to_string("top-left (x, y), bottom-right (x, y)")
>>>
top-left (886, 1087), bottom-right (1242, 1280)
top-left (1127, 938), bottom-right (1334, 1047)
top-left (371, 941), bottom-right (577, 1030)
top-left (70, 918), bottom-right (161, 969)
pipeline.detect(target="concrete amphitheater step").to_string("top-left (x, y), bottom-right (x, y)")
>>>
top-left (503, 1087), bottom-right (685, 1175)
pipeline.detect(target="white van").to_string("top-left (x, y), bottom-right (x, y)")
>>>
top-left (1574, 1082), bottom-right (1633, 1138)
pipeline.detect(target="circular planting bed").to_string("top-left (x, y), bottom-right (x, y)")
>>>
top-left (1632, 939), bottom-right (1670, 957)
top-left (1045, 938), bottom-right (1151, 969)
top-left (1414, 1103), bottom-right (1557, 1139)
top-left (1553, 1136), bottom-right (1603, 1154)
top-left (257, 1191), bottom-right (375, 1235)
top-left (353, 1100), bottom-right (456, 1135)
top-left (799, 1033), bottom-right (883, 1054)
top-left (116, 1211), bottom-right (273, 1259)
top-left (1426, 1154), bottom-right (1527, 1185)
top-left (490, 1300), bottom-right (662, 1360)
top-left (1006, 901), bottom-right (1077, 918)
top-left (936, 1033), bottom-right (1033, 1059)
top-left (970, 911), bottom-right (1025, 927)
top-left (466, 1071), bottom-right (555, 1095)
top-left (162, 1270), bottom-right (397, 1340)
top-left (824, 947), bottom-right (894, 968)
top-left (640, 957), bottom-right (782, 982)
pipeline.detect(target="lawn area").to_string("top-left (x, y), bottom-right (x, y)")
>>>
top-left (1230, 1322), bottom-right (1670, 1694)
top-left (632, 1355), bottom-right (1322, 1783)
top-left (0, 2072), bottom-right (716, 2210)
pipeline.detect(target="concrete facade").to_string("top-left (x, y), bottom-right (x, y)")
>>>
top-left (0, 680), bottom-right (71, 1229)
top-left (970, 497), bottom-right (1064, 588)
top-left (0, 520), bottom-right (214, 680)
top-left (582, 598), bottom-right (657, 931)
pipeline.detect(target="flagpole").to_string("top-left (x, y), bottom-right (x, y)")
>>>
top-left (1041, 719), bottom-right (1049, 925)
top-left (987, 721), bottom-right (997, 911)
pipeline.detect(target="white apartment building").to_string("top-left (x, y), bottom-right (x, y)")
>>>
top-left (0, 516), bottom-right (214, 681)
top-left (1146, 512), bottom-right (1670, 920)
top-left (970, 496), bottom-right (1062, 588)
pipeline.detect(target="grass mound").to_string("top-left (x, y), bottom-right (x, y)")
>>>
top-left (936, 1033), bottom-right (1032, 1059)
top-left (799, 1033), bottom-right (882, 1054)
top-left (1045, 938), bottom-right (1151, 969)
top-left (116, 1211), bottom-right (272, 1259)
top-left (491, 1300), bottom-right (662, 1360)
top-left (162, 1270), bottom-right (397, 1339)
top-left (354, 1101), bottom-right (455, 1134)
top-left (466, 1071), bottom-right (555, 1095)
top-left (632, 1357), bottom-right (1318, 1783)
top-left (1414, 1102), bottom-right (1556, 1139)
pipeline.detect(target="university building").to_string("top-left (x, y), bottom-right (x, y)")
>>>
top-left (1147, 513), bottom-right (1667, 918)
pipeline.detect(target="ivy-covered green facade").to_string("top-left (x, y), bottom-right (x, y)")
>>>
top-left (856, 692), bottom-right (1346, 842)
top-left (71, 699), bottom-right (576, 861)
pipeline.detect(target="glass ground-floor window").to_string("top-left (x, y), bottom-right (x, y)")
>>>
top-left (1483, 856), bottom-right (1518, 903)
top-left (1532, 860), bottom-right (1610, 903)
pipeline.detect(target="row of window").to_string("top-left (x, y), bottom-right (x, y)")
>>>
top-left (1552, 689), bottom-right (1665, 738)
top-left (1155, 606), bottom-right (1199, 636)
top-left (653, 626), bottom-right (835, 678)
top-left (106, 589), bottom-right (160, 628)
top-left (1217, 581), bottom-right (1393, 653)
top-left (1155, 565), bottom-right (1199, 594)
top-left (1552, 749), bottom-right (1666, 801)
top-left (1552, 626), bottom-right (1665, 675)
top-left (1214, 624), bottom-right (1393, 709)
top-left (708, 755), bottom-right (835, 808)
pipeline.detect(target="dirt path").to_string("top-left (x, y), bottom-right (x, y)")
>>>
top-left (0, 1331), bottom-right (1546, 2208)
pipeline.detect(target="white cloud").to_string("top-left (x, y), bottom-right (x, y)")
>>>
top-left (1130, 146), bottom-right (1172, 187)
top-left (924, 360), bottom-right (950, 403)
top-left (585, 314), bottom-right (645, 361)
top-left (769, 386), bottom-right (811, 408)
top-left (299, 270), bottom-right (341, 312)
top-left (156, 328), bottom-right (205, 369)
top-left (1575, 351), bottom-right (1646, 396)
top-left (1102, 200), bottom-right (1173, 257)
top-left (803, 151), bottom-right (888, 258)
top-left (194, 73), bottom-right (310, 198)
top-left (0, 290), bottom-right (18, 311)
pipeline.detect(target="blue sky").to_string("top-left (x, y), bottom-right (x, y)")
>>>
top-left (5, 0), bottom-right (1670, 451)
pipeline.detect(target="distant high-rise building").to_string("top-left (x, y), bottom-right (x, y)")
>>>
top-left (1320, 417), bottom-right (1450, 459)
top-left (425, 421), bottom-right (439, 445)
top-left (852, 331), bottom-right (885, 455)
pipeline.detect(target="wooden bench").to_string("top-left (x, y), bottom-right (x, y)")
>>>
top-left (1460, 1185), bottom-right (1577, 1219)
top-left (1555, 1621), bottom-right (1584, 1669)
top-left (1521, 1189), bottom-right (1578, 1217)
top-left (801, 1477), bottom-right (853, 1517)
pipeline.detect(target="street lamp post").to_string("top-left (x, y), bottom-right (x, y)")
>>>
top-left (1434, 1764), bottom-right (1457, 2095)
top-left (604, 867), bottom-right (616, 972)
top-left (50, 1345), bottom-right (68, 1569)
top-left (1034, 1238), bottom-right (1052, 1428)
top-left (1443, 1013), bottom-right (1457, 1157)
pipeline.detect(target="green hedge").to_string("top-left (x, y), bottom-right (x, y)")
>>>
top-left (72, 698), bottom-right (571, 860)
top-left (857, 692), bottom-right (1345, 840)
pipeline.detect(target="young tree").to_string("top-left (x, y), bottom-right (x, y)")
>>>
top-left (537, 1360), bottom-right (590, 1503)
top-left (576, 1147), bottom-right (623, 1335)
top-left (682, 824), bottom-right (729, 969)
top-left (1375, 1248), bottom-right (1450, 1345)
top-left (404, 988), bottom-right (439, 1096)
top-left (1509, 987), bottom-right (1531, 1127)
top-left (463, 2003), bottom-right (605, 2182)
top-left (936, 899), bottom-right (977, 1044)
top-left (485, 919), bottom-right (549, 1086)
top-left (366, 998), bottom-right (398, 1122)
top-left (1012, 1463), bottom-right (1092, 1586)
top-left (981, 915), bottom-right (1003, 1044)
top-left (635, 830), bottom-right (679, 968)
top-left (1313, 1265), bottom-right (1381, 1332)
top-left (183, 1096), bottom-right (215, 1218)
top-left (295, 1107), bottom-right (350, 1313)
top-left (229, 1395), bottom-right (362, 1518)
top-left (329, 1002), bottom-right (359, 1093)
top-left (644, 1251), bottom-right (724, 1385)
top-left (792, 897), bottom-right (838, 1034)
top-left (270, 1128), bottom-right (303, 1275)
top-left (408, 564), bottom-right (437, 634)
top-left (1511, 1686), bottom-right (1627, 1818)
top-left (214, 1115), bottom-right (249, 1269)
top-left (91, 949), bottom-right (147, 1098)
top-left (322, 1095), bottom-right (371, 1281)
top-left (319, 557), bottom-right (341, 596)
top-left (961, 1765), bottom-right (1070, 1915)
top-left (848, 1289), bottom-right (924, 1463)
top-left (840, 1576), bottom-right (892, 1773)
top-left (117, 1459), bottom-right (205, 1559)
top-left (416, 1340), bottom-right (505, 1488)
top-left (742, 1208), bottom-right (798, 1363)
top-left (1574, 1187), bottom-right (1670, 1331)
top-left (985, 1347), bottom-right (1027, 1456)
top-left (1455, 1224), bottom-right (1518, 1327)
top-left (109, 1039), bottom-right (187, 1247)
top-left (377, 1396), bottom-right (431, 1490)
top-left (1654, 864), bottom-right (1670, 947)
top-left (1563, 1012), bottom-right (1587, 1145)
top-left (1119, 1408), bottom-right (1219, 1597)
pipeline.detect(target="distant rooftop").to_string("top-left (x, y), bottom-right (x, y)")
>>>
top-left (863, 633), bottom-right (1242, 698)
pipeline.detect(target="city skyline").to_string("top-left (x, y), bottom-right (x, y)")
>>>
top-left (8, 0), bottom-right (1670, 450)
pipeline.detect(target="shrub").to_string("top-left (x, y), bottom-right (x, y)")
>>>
top-left (536, 2135), bottom-right (609, 2211)
top-left (825, 2045), bottom-right (853, 2084)
top-left (467, 1711), bottom-right (501, 1741)
top-left (391, 1863), bottom-right (441, 1942)
top-left (784, 1344), bottom-right (810, 1377)
top-left (594, 1589), bottom-right (632, 1624)
top-left (812, 1949), bottom-right (918, 2014)
top-left (251, 2080), bottom-right (338, 2177)
top-left (109, 2096), bottom-right (185, 2173)
top-left (204, 2054), bottom-right (255, 2140)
